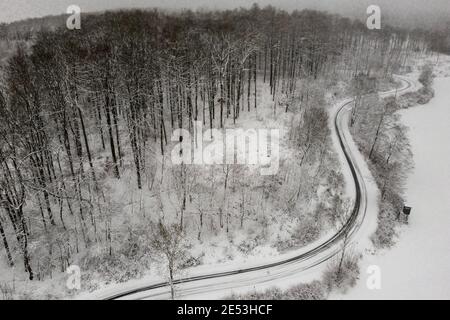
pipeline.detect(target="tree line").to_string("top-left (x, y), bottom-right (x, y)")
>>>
top-left (0, 6), bottom-right (435, 280)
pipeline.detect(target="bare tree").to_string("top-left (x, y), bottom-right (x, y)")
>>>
top-left (151, 222), bottom-right (187, 300)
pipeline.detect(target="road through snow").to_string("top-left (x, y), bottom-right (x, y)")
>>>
top-left (86, 76), bottom-right (416, 300)
top-left (337, 71), bottom-right (450, 300)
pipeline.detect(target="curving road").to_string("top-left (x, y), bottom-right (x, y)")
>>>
top-left (102, 76), bottom-right (413, 300)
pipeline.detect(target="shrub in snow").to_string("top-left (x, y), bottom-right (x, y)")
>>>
top-left (292, 218), bottom-right (321, 246)
top-left (226, 287), bottom-right (284, 300)
top-left (80, 241), bottom-right (153, 286)
top-left (180, 252), bottom-right (204, 268)
top-left (275, 238), bottom-right (297, 252)
top-left (225, 281), bottom-right (325, 300)
top-left (399, 64), bottom-right (435, 107)
top-left (237, 235), bottom-right (263, 255)
top-left (322, 252), bottom-right (360, 294)
top-left (285, 281), bottom-right (326, 300)
top-left (419, 64), bottom-right (434, 88)
top-left (416, 87), bottom-right (434, 105)
top-left (400, 88), bottom-right (434, 107)
top-left (371, 201), bottom-right (398, 249)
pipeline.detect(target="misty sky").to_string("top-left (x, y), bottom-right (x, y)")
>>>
top-left (1, 0), bottom-right (449, 29)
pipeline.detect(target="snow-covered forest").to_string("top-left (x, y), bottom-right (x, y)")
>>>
top-left (0, 4), bottom-right (448, 300)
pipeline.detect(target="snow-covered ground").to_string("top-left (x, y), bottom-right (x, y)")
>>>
top-left (334, 57), bottom-right (450, 300)
top-left (79, 74), bottom-right (415, 300)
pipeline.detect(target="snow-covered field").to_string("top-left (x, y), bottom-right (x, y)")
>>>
top-left (335, 56), bottom-right (450, 300)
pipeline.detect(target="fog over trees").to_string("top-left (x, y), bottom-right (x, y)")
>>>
top-left (1, 0), bottom-right (450, 31)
